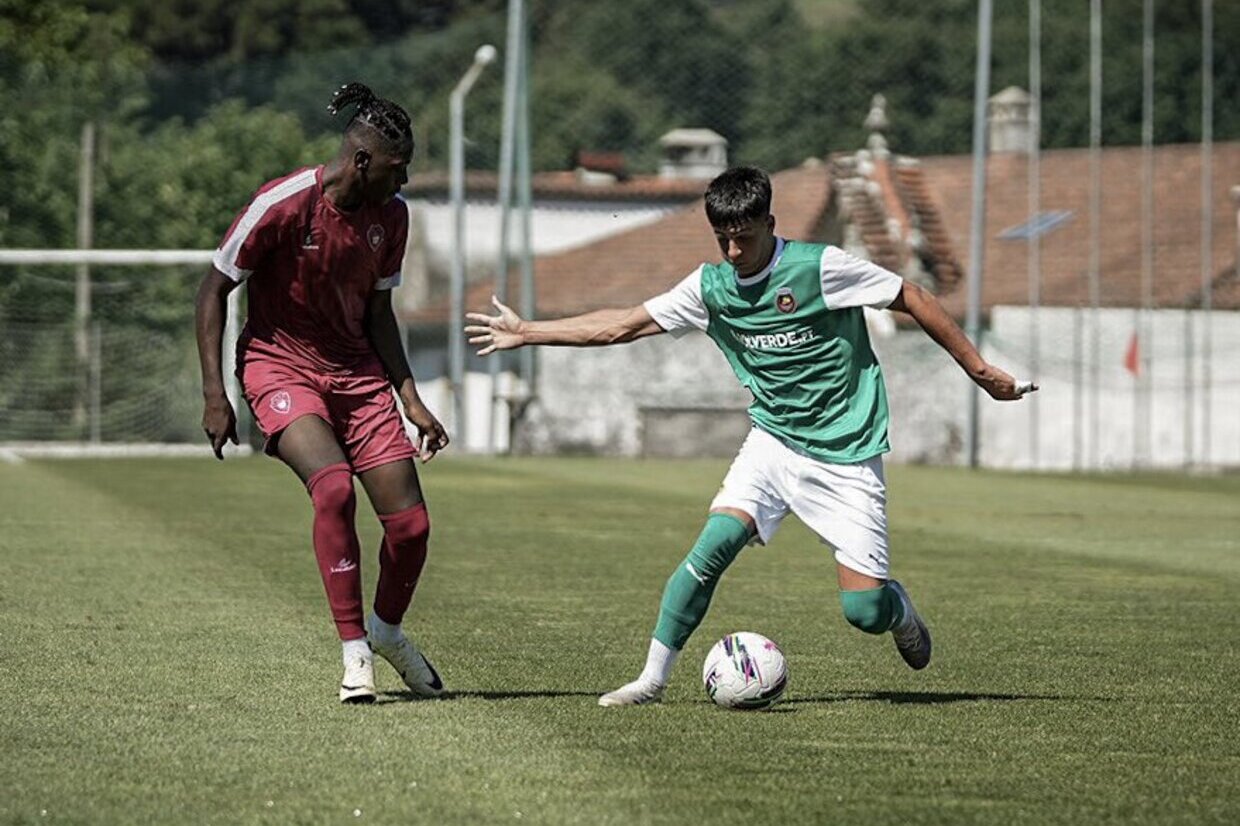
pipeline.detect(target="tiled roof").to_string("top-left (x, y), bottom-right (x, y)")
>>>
top-left (405, 141), bottom-right (1240, 327)
top-left (408, 163), bottom-right (831, 323)
top-left (891, 162), bottom-right (965, 292)
top-left (405, 170), bottom-right (707, 203)
top-left (919, 142), bottom-right (1240, 315)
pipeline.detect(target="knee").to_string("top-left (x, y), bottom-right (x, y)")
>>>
top-left (380, 503), bottom-right (430, 546)
top-left (308, 465), bottom-right (355, 515)
top-left (840, 586), bottom-right (897, 635)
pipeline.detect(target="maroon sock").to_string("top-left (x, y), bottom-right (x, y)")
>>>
top-left (373, 503), bottom-right (430, 626)
top-left (305, 462), bottom-right (365, 641)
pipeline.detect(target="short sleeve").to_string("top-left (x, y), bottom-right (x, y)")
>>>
top-left (819, 246), bottom-right (903, 310)
top-left (212, 197), bottom-right (290, 283)
top-left (642, 267), bottom-right (708, 337)
top-left (376, 200), bottom-right (410, 291)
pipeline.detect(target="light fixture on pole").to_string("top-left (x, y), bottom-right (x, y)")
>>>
top-left (448, 43), bottom-right (497, 442)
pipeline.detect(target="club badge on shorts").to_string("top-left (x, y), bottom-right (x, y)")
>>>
top-left (367, 224), bottom-right (385, 251)
top-left (775, 287), bottom-right (797, 314)
top-left (270, 390), bottom-right (292, 414)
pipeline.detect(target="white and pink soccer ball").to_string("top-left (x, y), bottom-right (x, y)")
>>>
top-left (702, 632), bottom-right (788, 710)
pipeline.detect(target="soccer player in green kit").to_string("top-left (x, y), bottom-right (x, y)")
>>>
top-left (465, 166), bottom-right (1035, 706)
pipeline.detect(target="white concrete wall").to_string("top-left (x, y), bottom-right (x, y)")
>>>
top-left (439, 306), bottom-right (1240, 470)
top-left (409, 198), bottom-right (679, 279)
top-left (980, 306), bottom-right (1240, 470)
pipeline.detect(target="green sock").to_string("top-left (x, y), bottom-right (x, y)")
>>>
top-left (653, 513), bottom-right (751, 650)
top-left (839, 583), bottom-right (906, 635)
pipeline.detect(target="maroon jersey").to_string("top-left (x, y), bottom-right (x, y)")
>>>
top-left (213, 166), bottom-right (409, 372)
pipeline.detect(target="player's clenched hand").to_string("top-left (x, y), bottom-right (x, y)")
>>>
top-left (971, 363), bottom-right (1037, 401)
top-left (464, 296), bottom-right (525, 355)
top-left (202, 394), bottom-right (239, 460)
top-left (405, 399), bottom-right (449, 462)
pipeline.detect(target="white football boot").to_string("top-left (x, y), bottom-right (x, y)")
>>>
top-left (887, 580), bottom-right (932, 670)
top-left (598, 678), bottom-right (665, 707)
top-left (340, 646), bottom-right (377, 704)
top-left (368, 613), bottom-right (444, 698)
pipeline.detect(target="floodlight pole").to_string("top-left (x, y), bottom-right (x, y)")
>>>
top-left (1088, 0), bottom-right (1102, 469)
top-left (490, 0), bottom-right (524, 454)
top-left (75, 120), bottom-right (96, 436)
top-left (1199, 0), bottom-right (1213, 466)
top-left (449, 44), bottom-right (497, 444)
top-left (965, 0), bottom-right (993, 468)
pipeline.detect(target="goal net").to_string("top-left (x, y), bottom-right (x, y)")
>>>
top-left (0, 250), bottom-right (245, 454)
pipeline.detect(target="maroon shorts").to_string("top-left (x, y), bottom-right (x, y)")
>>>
top-left (239, 352), bottom-right (415, 474)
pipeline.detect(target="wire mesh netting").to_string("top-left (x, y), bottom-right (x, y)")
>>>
top-left (0, 266), bottom-right (211, 443)
top-left (2, 0), bottom-right (1238, 465)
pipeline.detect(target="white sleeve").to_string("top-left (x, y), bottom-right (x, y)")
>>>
top-left (819, 246), bottom-right (903, 310)
top-left (642, 267), bottom-right (708, 337)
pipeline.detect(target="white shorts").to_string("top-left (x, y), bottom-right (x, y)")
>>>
top-left (709, 426), bottom-right (890, 578)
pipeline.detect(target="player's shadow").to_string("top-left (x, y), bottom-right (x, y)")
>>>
top-left (783, 690), bottom-right (1104, 706)
top-left (376, 689), bottom-right (600, 704)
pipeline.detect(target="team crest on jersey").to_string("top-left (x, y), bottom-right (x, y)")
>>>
top-left (367, 223), bottom-right (385, 251)
top-left (270, 391), bottom-right (292, 414)
top-left (775, 287), bottom-right (797, 314)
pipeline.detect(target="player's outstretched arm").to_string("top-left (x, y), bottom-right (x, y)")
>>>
top-left (194, 268), bottom-right (240, 459)
top-left (888, 281), bottom-right (1036, 401)
top-left (464, 296), bottom-right (665, 355)
top-left (366, 288), bottom-right (449, 461)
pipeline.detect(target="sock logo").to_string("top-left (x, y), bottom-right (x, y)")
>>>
top-left (330, 557), bottom-right (358, 574)
top-left (684, 562), bottom-right (708, 586)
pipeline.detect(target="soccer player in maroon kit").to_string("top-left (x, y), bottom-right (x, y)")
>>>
top-left (195, 83), bottom-right (447, 704)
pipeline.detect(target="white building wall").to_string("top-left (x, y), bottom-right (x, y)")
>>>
top-left (980, 306), bottom-right (1240, 470)
top-left (409, 198), bottom-right (679, 278)
top-left (440, 306), bottom-right (1240, 470)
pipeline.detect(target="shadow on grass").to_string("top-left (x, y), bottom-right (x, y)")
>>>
top-left (784, 690), bottom-right (1109, 706)
top-left (376, 689), bottom-right (602, 704)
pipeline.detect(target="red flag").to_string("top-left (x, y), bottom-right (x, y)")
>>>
top-left (1124, 331), bottom-right (1140, 376)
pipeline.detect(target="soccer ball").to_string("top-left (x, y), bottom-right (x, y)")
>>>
top-left (702, 632), bottom-right (788, 710)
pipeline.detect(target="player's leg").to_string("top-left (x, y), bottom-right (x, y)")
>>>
top-left (241, 357), bottom-right (374, 703)
top-left (274, 414), bottom-right (377, 702)
top-left (793, 455), bottom-right (931, 669)
top-left (599, 507), bottom-right (756, 707)
top-left (600, 427), bottom-right (790, 707)
top-left (332, 368), bottom-right (439, 697)
top-left (355, 459), bottom-right (442, 697)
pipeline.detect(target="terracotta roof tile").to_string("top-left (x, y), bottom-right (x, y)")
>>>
top-left (919, 142), bottom-right (1240, 316)
top-left (410, 164), bottom-right (831, 323)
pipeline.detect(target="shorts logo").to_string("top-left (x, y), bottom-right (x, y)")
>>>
top-left (270, 391), bottom-right (292, 414)
top-left (367, 224), bottom-right (385, 251)
top-left (775, 287), bottom-right (797, 314)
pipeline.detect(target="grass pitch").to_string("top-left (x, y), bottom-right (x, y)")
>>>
top-left (1, 456), bottom-right (1238, 825)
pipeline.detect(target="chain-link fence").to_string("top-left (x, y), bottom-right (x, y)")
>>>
top-left (2, 1), bottom-right (1238, 465)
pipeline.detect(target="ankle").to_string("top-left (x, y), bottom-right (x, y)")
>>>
top-left (369, 612), bottom-right (404, 642)
top-left (342, 638), bottom-right (372, 663)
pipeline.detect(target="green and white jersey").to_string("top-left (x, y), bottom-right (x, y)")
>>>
top-left (643, 238), bottom-right (902, 464)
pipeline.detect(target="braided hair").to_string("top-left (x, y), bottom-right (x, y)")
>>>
top-left (328, 83), bottom-right (413, 149)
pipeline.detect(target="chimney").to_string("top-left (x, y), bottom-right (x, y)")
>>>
top-left (658, 128), bottom-right (728, 180)
top-left (988, 86), bottom-right (1032, 153)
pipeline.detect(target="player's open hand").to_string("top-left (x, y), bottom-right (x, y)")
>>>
top-left (202, 394), bottom-right (239, 460)
top-left (972, 363), bottom-right (1037, 401)
top-left (465, 296), bottom-right (526, 355)
top-left (405, 399), bottom-right (449, 462)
